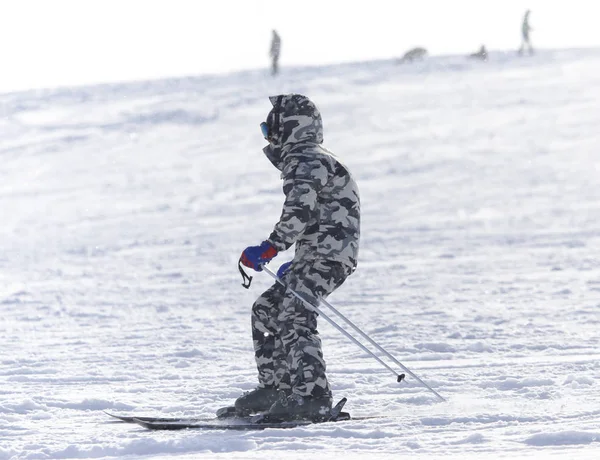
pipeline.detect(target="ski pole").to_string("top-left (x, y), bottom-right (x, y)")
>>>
top-left (317, 294), bottom-right (446, 402)
top-left (262, 265), bottom-right (445, 402)
top-left (261, 266), bottom-right (405, 383)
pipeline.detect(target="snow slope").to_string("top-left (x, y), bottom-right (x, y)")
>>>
top-left (1, 48), bottom-right (600, 459)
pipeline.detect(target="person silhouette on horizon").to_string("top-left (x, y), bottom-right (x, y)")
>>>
top-left (519, 10), bottom-right (534, 55)
top-left (270, 30), bottom-right (281, 76)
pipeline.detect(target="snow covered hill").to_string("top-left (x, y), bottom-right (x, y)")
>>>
top-left (1, 49), bottom-right (599, 459)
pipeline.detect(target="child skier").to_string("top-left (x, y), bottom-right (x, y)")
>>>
top-left (237, 94), bottom-right (360, 420)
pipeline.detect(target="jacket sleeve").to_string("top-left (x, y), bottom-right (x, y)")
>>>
top-left (267, 158), bottom-right (328, 251)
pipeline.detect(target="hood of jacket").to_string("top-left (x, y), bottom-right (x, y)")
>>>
top-left (263, 94), bottom-right (324, 171)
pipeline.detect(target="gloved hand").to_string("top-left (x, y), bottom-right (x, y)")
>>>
top-left (277, 261), bottom-right (292, 278)
top-left (240, 241), bottom-right (278, 271)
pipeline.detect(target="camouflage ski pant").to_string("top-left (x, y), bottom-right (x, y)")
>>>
top-left (251, 258), bottom-right (351, 399)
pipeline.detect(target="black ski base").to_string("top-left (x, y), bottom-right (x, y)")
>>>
top-left (105, 411), bottom-right (210, 424)
top-left (131, 411), bottom-right (351, 430)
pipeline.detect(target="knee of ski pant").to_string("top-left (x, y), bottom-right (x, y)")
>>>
top-left (276, 304), bottom-right (319, 333)
top-left (252, 283), bottom-right (287, 322)
top-left (286, 259), bottom-right (352, 299)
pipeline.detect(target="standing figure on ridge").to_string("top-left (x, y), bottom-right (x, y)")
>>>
top-left (519, 10), bottom-right (534, 55)
top-left (235, 94), bottom-right (361, 421)
top-left (270, 30), bottom-right (282, 76)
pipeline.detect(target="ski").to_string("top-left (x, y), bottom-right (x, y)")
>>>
top-left (106, 397), bottom-right (379, 430)
top-left (131, 411), bottom-right (352, 431)
top-left (105, 411), bottom-right (213, 424)
top-left (105, 405), bottom-right (251, 424)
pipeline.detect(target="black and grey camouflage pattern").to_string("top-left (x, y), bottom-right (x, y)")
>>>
top-left (247, 94), bottom-right (360, 400)
top-left (251, 259), bottom-right (351, 398)
top-left (263, 94), bottom-right (360, 270)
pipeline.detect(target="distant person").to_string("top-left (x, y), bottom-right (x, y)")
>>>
top-left (270, 30), bottom-right (281, 76)
top-left (518, 10), bottom-right (534, 55)
top-left (469, 45), bottom-right (488, 61)
top-left (397, 47), bottom-right (428, 64)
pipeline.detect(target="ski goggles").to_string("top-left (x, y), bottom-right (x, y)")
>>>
top-left (260, 121), bottom-right (270, 140)
top-left (261, 99), bottom-right (281, 142)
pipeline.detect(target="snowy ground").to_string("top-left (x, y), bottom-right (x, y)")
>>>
top-left (1, 48), bottom-right (600, 459)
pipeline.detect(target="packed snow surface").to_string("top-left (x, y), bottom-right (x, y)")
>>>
top-left (1, 49), bottom-right (600, 459)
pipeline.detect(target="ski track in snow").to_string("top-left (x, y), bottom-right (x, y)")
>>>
top-left (1, 49), bottom-right (600, 459)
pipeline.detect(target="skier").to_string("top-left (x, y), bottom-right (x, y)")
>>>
top-left (236, 94), bottom-right (360, 420)
top-left (518, 10), bottom-right (534, 55)
top-left (270, 30), bottom-right (281, 76)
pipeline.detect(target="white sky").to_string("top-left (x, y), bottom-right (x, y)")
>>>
top-left (1, 0), bottom-right (600, 93)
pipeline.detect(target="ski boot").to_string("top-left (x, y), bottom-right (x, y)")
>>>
top-left (214, 385), bottom-right (291, 418)
top-left (263, 391), bottom-right (333, 421)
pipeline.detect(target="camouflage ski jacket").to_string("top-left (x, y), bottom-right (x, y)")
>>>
top-left (263, 94), bottom-right (360, 270)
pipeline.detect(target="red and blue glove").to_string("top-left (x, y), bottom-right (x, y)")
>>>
top-left (277, 261), bottom-right (292, 278)
top-left (240, 241), bottom-right (278, 272)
